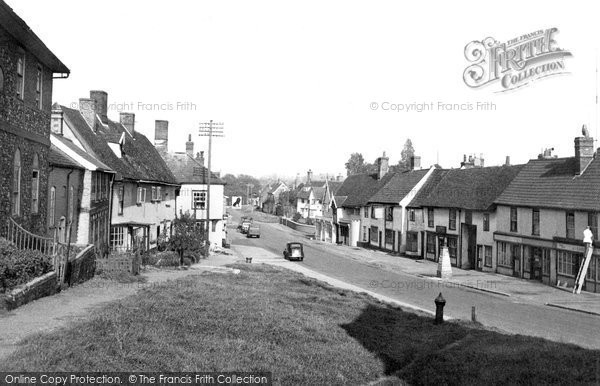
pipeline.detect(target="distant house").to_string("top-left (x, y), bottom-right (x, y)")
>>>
top-left (407, 164), bottom-right (523, 270)
top-left (315, 179), bottom-right (343, 243)
top-left (0, 0), bottom-right (69, 235)
top-left (262, 181), bottom-right (289, 215)
top-left (294, 170), bottom-right (326, 219)
top-left (160, 130), bottom-right (227, 247)
top-left (52, 91), bottom-right (179, 253)
top-left (493, 131), bottom-right (600, 293)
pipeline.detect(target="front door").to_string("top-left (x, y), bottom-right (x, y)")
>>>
top-left (465, 224), bottom-right (477, 270)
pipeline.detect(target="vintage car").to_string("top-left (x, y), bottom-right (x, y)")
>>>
top-left (247, 224), bottom-right (261, 238)
top-left (283, 242), bottom-right (304, 261)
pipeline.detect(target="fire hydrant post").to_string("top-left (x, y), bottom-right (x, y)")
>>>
top-left (434, 292), bottom-right (446, 324)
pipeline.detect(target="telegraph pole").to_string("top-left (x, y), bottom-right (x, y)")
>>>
top-left (199, 120), bottom-right (224, 254)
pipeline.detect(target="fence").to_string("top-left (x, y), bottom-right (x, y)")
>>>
top-left (96, 252), bottom-right (141, 276)
top-left (280, 217), bottom-right (316, 235)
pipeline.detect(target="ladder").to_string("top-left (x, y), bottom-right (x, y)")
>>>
top-left (573, 244), bottom-right (594, 294)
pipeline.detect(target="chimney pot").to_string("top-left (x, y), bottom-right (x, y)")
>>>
top-left (186, 133), bottom-right (194, 158)
top-left (376, 152), bottom-right (389, 179)
top-left (575, 135), bottom-right (594, 174)
top-left (410, 156), bottom-right (421, 170)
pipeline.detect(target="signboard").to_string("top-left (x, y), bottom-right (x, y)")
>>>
top-left (436, 226), bottom-right (447, 234)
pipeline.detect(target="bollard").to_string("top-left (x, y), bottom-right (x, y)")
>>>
top-left (471, 306), bottom-right (477, 322)
top-left (434, 292), bottom-right (446, 324)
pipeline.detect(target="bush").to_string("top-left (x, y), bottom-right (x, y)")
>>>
top-left (155, 251), bottom-right (182, 267)
top-left (0, 238), bottom-right (54, 293)
top-left (292, 212), bottom-right (302, 222)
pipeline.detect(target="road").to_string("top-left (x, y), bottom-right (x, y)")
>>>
top-left (229, 212), bottom-right (600, 350)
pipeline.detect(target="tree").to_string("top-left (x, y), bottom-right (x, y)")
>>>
top-left (345, 153), bottom-right (375, 176)
top-left (169, 213), bottom-right (205, 265)
top-left (397, 139), bottom-right (415, 171)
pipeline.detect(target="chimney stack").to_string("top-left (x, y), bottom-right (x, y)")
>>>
top-left (51, 105), bottom-right (64, 135)
top-left (89, 90), bottom-right (108, 123)
top-left (376, 152), bottom-right (389, 179)
top-left (154, 120), bottom-right (169, 152)
top-left (409, 156), bottom-right (421, 170)
top-left (186, 134), bottom-right (194, 158)
top-left (79, 98), bottom-right (97, 132)
top-left (505, 156), bottom-right (511, 166)
top-left (575, 133), bottom-right (594, 175)
top-left (336, 173), bottom-right (343, 182)
top-left (119, 112), bottom-right (135, 134)
top-left (307, 169), bottom-right (313, 185)
top-left (196, 151), bottom-right (205, 166)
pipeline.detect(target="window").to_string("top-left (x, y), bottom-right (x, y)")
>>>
top-left (370, 226), bottom-right (378, 243)
top-left (68, 186), bottom-right (74, 222)
top-left (542, 249), bottom-right (551, 276)
top-left (448, 237), bottom-right (457, 259)
top-left (588, 212), bottom-right (598, 240)
top-left (566, 212), bottom-right (575, 239)
top-left (31, 154), bottom-right (39, 214)
top-left (151, 187), bottom-right (157, 201)
top-left (157, 187), bottom-right (162, 201)
top-left (406, 232), bottom-right (418, 252)
top-left (137, 187), bottom-right (146, 204)
top-left (117, 186), bottom-right (124, 215)
top-left (586, 255), bottom-right (597, 281)
top-left (532, 209), bottom-right (540, 236)
top-left (409, 209), bottom-right (415, 222)
top-left (386, 207), bottom-right (393, 221)
top-left (385, 229), bottom-right (394, 245)
top-left (12, 149), bottom-right (21, 216)
top-left (449, 209), bottom-right (457, 230)
top-left (510, 207), bottom-right (518, 232)
top-left (557, 250), bottom-right (578, 277)
top-left (497, 242), bottom-right (511, 267)
top-left (427, 208), bottom-right (434, 228)
top-left (91, 172), bottom-right (96, 201)
top-left (110, 226), bottom-right (125, 250)
top-left (484, 246), bottom-right (492, 267)
top-left (16, 53), bottom-right (24, 99)
top-left (35, 65), bottom-right (42, 108)
top-left (483, 213), bottom-right (489, 231)
top-left (193, 190), bottom-right (207, 209)
top-left (362, 226), bottom-right (367, 242)
top-left (49, 186), bottom-right (56, 227)
top-left (371, 206), bottom-right (376, 219)
top-left (212, 221), bottom-right (217, 232)
top-left (426, 233), bottom-right (435, 254)
top-left (363, 207), bottom-right (368, 218)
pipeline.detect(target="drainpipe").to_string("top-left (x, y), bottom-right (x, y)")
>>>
top-left (107, 173), bottom-right (114, 257)
top-left (63, 169), bottom-right (74, 287)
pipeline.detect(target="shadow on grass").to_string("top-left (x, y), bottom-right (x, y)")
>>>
top-left (341, 303), bottom-right (600, 385)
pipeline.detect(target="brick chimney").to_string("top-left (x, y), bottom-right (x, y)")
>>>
top-left (505, 156), bottom-right (511, 166)
top-left (90, 90), bottom-right (108, 123)
top-left (79, 98), bottom-right (97, 132)
top-left (196, 151), bottom-right (205, 166)
top-left (575, 134), bottom-right (594, 175)
top-left (154, 120), bottom-right (168, 152)
top-left (119, 112), bottom-right (135, 134)
top-left (307, 169), bottom-right (313, 185)
top-left (376, 152), bottom-right (389, 179)
top-left (409, 156), bottom-right (421, 170)
top-left (186, 134), bottom-right (194, 158)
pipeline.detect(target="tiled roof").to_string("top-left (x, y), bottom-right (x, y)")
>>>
top-left (48, 145), bottom-right (84, 169)
top-left (313, 187), bottom-right (326, 200)
top-left (326, 181), bottom-right (343, 196)
top-left (494, 157), bottom-right (600, 211)
top-left (413, 165), bottom-right (523, 211)
top-left (61, 105), bottom-right (177, 184)
top-left (308, 180), bottom-right (327, 188)
top-left (333, 195), bottom-right (347, 207)
top-left (162, 152), bottom-right (225, 185)
top-left (368, 169), bottom-right (430, 204)
top-left (407, 168), bottom-right (449, 208)
top-left (297, 189), bottom-right (312, 200)
top-left (335, 173), bottom-right (390, 208)
top-left (268, 182), bottom-right (288, 194)
top-left (51, 133), bottom-right (112, 172)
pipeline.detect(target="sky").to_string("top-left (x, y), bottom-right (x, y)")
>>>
top-left (8, 0), bottom-right (600, 179)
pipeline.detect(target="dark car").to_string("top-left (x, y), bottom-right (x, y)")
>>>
top-left (247, 224), bottom-right (261, 238)
top-left (283, 242), bottom-right (304, 261)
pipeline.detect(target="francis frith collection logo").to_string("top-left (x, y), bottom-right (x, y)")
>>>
top-left (463, 28), bottom-right (572, 92)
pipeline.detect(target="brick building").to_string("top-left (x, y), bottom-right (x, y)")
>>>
top-left (0, 0), bottom-right (69, 234)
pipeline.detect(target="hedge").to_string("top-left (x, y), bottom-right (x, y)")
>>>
top-left (0, 238), bottom-right (54, 293)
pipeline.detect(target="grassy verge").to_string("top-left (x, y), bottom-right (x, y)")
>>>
top-left (1, 264), bottom-right (599, 385)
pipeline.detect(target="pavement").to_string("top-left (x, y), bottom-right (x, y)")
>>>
top-left (229, 225), bottom-right (600, 317)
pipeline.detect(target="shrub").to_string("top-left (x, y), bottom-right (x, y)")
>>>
top-left (0, 238), bottom-right (54, 293)
top-left (292, 212), bottom-right (302, 222)
top-left (155, 251), bottom-right (181, 267)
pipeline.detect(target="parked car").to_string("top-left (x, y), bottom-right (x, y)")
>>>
top-left (247, 224), bottom-right (261, 238)
top-left (240, 221), bottom-right (252, 234)
top-left (283, 242), bottom-right (304, 261)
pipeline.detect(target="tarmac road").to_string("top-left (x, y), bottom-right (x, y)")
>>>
top-left (230, 212), bottom-right (600, 350)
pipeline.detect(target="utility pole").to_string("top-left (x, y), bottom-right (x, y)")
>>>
top-left (199, 120), bottom-right (224, 255)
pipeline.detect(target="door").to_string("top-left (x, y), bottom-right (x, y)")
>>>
top-left (379, 231), bottom-right (382, 248)
top-left (466, 224), bottom-right (477, 270)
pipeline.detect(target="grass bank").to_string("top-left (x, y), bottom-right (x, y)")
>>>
top-left (1, 264), bottom-right (599, 385)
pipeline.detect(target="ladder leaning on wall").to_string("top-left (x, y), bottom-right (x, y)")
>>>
top-left (573, 244), bottom-right (594, 294)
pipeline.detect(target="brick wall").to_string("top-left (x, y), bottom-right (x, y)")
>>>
top-left (66, 245), bottom-right (96, 286)
top-left (3, 271), bottom-right (57, 311)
